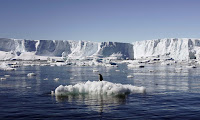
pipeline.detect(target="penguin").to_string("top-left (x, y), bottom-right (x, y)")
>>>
top-left (98, 74), bottom-right (103, 81)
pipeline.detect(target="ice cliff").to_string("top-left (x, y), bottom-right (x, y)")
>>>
top-left (0, 38), bottom-right (133, 60)
top-left (0, 38), bottom-right (200, 61)
top-left (133, 38), bottom-right (200, 61)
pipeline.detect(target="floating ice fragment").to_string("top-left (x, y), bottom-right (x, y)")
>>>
top-left (4, 68), bottom-right (16, 71)
top-left (10, 65), bottom-right (20, 68)
top-left (4, 75), bottom-right (10, 77)
top-left (1, 78), bottom-right (6, 80)
top-left (128, 64), bottom-right (145, 68)
top-left (54, 81), bottom-right (146, 96)
top-left (127, 75), bottom-right (134, 78)
top-left (54, 78), bottom-right (59, 81)
top-left (105, 64), bottom-right (118, 67)
top-left (27, 73), bottom-right (36, 77)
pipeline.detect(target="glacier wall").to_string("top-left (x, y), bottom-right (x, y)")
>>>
top-left (0, 38), bottom-right (133, 60)
top-left (0, 38), bottom-right (200, 61)
top-left (133, 38), bottom-right (200, 61)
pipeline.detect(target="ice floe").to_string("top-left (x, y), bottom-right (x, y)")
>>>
top-left (54, 81), bottom-right (146, 96)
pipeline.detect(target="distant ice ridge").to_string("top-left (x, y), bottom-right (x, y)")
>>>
top-left (0, 38), bottom-right (133, 60)
top-left (133, 38), bottom-right (200, 61)
top-left (0, 38), bottom-right (200, 61)
top-left (55, 81), bottom-right (146, 96)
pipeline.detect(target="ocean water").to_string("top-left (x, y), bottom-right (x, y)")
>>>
top-left (1, 63), bottom-right (200, 119)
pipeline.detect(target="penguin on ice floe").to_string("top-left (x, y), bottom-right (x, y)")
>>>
top-left (98, 74), bottom-right (103, 81)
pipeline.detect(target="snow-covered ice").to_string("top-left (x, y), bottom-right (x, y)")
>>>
top-left (133, 38), bottom-right (200, 61)
top-left (27, 73), bottom-right (36, 77)
top-left (54, 80), bottom-right (146, 96)
top-left (127, 75), bottom-right (134, 78)
top-left (0, 38), bottom-right (133, 61)
top-left (54, 78), bottom-right (59, 81)
top-left (1, 78), bottom-right (6, 80)
top-left (0, 62), bottom-right (16, 71)
top-left (0, 38), bottom-right (200, 67)
top-left (4, 75), bottom-right (10, 77)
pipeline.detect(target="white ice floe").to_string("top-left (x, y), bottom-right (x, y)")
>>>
top-left (127, 64), bottom-right (145, 68)
top-left (105, 63), bottom-right (118, 67)
top-left (1, 78), bottom-right (6, 80)
top-left (54, 80), bottom-right (146, 96)
top-left (27, 73), bottom-right (36, 77)
top-left (127, 75), bottom-right (134, 78)
top-left (4, 75), bottom-right (10, 77)
top-left (4, 68), bottom-right (16, 71)
top-left (0, 62), bottom-right (16, 71)
top-left (54, 78), bottom-right (59, 81)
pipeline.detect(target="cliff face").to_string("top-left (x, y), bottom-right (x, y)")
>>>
top-left (98, 42), bottom-right (133, 59)
top-left (0, 38), bottom-right (134, 60)
top-left (35, 40), bottom-right (72, 57)
top-left (133, 38), bottom-right (189, 60)
top-left (0, 38), bottom-right (200, 61)
top-left (133, 38), bottom-right (200, 60)
top-left (0, 38), bottom-right (16, 52)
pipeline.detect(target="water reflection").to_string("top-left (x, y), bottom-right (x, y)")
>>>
top-left (131, 65), bottom-right (200, 93)
top-left (55, 94), bottom-right (126, 113)
top-left (1, 64), bottom-right (200, 100)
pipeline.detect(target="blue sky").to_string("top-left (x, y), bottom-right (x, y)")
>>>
top-left (0, 0), bottom-right (200, 42)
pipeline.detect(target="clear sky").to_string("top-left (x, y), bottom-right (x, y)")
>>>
top-left (0, 0), bottom-right (200, 43)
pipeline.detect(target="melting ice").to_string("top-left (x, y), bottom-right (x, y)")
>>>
top-left (54, 80), bottom-right (146, 96)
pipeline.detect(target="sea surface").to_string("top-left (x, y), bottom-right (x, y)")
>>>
top-left (1, 63), bottom-right (200, 119)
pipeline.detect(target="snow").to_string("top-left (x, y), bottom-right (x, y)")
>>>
top-left (0, 38), bottom-right (134, 61)
top-left (4, 75), bottom-right (10, 77)
top-left (13, 52), bottom-right (48, 60)
top-left (54, 80), bottom-right (146, 96)
top-left (0, 62), bottom-right (16, 71)
top-left (54, 78), bottom-right (59, 81)
top-left (0, 38), bottom-right (200, 62)
top-left (27, 73), bottom-right (36, 77)
top-left (68, 41), bottom-right (99, 59)
top-left (0, 51), bottom-right (15, 60)
top-left (127, 75), bottom-right (134, 78)
top-left (133, 38), bottom-right (198, 61)
top-left (127, 63), bottom-right (145, 68)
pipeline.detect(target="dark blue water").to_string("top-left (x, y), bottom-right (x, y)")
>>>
top-left (1, 64), bottom-right (200, 119)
